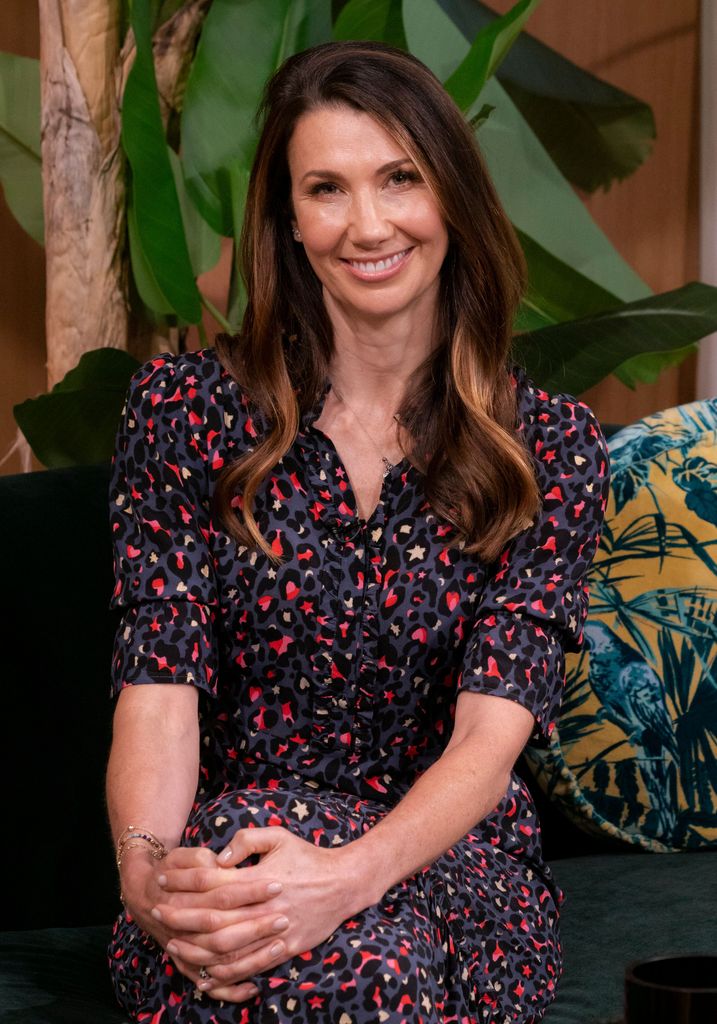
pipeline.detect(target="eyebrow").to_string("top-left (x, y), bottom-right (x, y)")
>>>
top-left (299, 158), bottom-right (415, 185)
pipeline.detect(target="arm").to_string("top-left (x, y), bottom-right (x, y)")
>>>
top-left (338, 690), bottom-right (535, 905)
top-left (106, 683), bottom-right (200, 918)
top-left (108, 682), bottom-right (286, 1001)
top-left (157, 689), bottom-right (534, 1000)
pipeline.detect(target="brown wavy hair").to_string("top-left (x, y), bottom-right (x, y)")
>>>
top-left (214, 41), bottom-right (541, 563)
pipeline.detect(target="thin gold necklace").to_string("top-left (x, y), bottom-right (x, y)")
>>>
top-left (330, 383), bottom-right (399, 474)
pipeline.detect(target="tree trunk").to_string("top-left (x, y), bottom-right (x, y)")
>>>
top-left (39, 0), bottom-right (211, 387)
top-left (39, 0), bottom-right (132, 387)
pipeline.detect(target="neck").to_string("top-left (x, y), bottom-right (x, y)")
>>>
top-left (323, 291), bottom-right (438, 410)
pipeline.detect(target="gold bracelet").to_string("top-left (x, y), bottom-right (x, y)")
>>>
top-left (116, 837), bottom-right (168, 870)
top-left (116, 825), bottom-right (168, 869)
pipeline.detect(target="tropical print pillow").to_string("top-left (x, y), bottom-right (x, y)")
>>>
top-left (523, 399), bottom-right (717, 851)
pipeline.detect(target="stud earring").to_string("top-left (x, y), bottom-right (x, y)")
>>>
top-left (292, 226), bottom-right (302, 241)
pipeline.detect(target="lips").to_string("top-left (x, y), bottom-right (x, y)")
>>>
top-left (341, 247), bottom-right (414, 280)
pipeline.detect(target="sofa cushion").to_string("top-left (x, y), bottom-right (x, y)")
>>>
top-left (0, 464), bottom-right (121, 929)
top-left (2, 853), bottom-right (714, 1024)
top-left (543, 850), bottom-right (717, 1024)
top-left (523, 400), bottom-right (717, 850)
top-left (0, 927), bottom-right (128, 1023)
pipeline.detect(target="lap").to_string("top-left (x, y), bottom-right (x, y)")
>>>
top-left (109, 784), bottom-right (560, 1023)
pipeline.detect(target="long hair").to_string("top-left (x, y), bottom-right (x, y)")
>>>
top-left (214, 41), bottom-right (541, 563)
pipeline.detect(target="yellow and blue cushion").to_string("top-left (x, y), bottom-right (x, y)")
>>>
top-left (523, 399), bottom-right (717, 850)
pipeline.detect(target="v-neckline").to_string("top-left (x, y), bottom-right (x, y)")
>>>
top-left (299, 379), bottom-right (409, 528)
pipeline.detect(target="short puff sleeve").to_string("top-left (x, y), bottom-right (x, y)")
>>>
top-left (458, 381), bottom-right (610, 743)
top-left (108, 354), bottom-right (220, 697)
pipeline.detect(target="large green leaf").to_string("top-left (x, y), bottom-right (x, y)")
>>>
top-left (168, 149), bottom-right (221, 278)
top-left (181, 0), bottom-right (332, 236)
top-left (444, 0), bottom-right (542, 112)
top-left (126, 187), bottom-right (174, 315)
top-left (0, 52), bottom-right (43, 243)
top-left (403, 0), bottom-right (650, 303)
top-left (515, 229), bottom-right (620, 332)
top-left (14, 349), bottom-right (141, 467)
top-left (333, 0), bottom-right (407, 48)
top-left (432, 0), bottom-right (655, 193)
top-left (122, 0), bottom-right (201, 322)
top-left (513, 283), bottom-right (717, 395)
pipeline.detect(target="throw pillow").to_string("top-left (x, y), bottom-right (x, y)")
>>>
top-left (523, 399), bottom-right (717, 851)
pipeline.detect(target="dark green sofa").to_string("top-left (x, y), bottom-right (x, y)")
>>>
top-left (1, 465), bottom-right (715, 1024)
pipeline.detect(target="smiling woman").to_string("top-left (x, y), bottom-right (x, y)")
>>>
top-left (289, 108), bottom-right (449, 323)
top-left (106, 41), bottom-right (610, 1024)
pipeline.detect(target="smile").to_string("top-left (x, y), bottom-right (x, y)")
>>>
top-left (342, 247), bottom-right (413, 280)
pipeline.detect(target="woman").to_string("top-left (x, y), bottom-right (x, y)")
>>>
top-left (107, 41), bottom-right (610, 1023)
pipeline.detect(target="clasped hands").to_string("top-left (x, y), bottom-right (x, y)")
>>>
top-left (128, 827), bottom-right (360, 1004)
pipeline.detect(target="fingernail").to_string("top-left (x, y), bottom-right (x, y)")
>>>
top-left (246, 985), bottom-right (259, 997)
top-left (166, 942), bottom-right (178, 954)
top-left (273, 916), bottom-right (289, 931)
top-left (150, 908), bottom-right (162, 921)
top-left (267, 882), bottom-right (282, 894)
top-left (270, 942), bottom-right (284, 955)
top-left (157, 874), bottom-right (167, 887)
top-left (198, 981), bottom-right (211, 991)
top-left (219, 848), bottom-right (233, 863)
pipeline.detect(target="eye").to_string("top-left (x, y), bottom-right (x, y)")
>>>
top-left (308, 181), bottom-right (339, 196)
top-left (389, 169), bottom-right (420, 187)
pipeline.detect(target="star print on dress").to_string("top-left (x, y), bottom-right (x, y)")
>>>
top-left (107, 349), bottom-right (609, 1023)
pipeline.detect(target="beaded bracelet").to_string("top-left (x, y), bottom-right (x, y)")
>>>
top-left (116, 825), bottom-right (168, 870)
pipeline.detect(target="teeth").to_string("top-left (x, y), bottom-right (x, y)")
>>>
top-left (349, 249), bottom-right (408, 274)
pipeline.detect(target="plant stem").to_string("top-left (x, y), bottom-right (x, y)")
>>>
top-left (200, 293), bottom-right (232, 333)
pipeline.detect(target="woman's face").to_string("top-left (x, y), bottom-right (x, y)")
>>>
top-left (287, 104), bottom-right (449, 327)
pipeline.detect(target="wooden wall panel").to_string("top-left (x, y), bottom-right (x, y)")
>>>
top-left (491, 0), bottom-right (701, 425)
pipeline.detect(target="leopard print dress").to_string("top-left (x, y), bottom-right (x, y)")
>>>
top-left (107, 349), bottom-right (609, 1023)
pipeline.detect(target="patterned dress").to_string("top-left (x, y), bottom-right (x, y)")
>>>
top-left (107, 348), bottom-right (609, 1024)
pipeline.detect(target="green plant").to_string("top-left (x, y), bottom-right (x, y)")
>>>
top-left (3, 0), bottom-right (717, 466)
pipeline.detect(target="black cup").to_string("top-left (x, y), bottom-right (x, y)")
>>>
top-left (625, 954), bottom-right (717, 1023)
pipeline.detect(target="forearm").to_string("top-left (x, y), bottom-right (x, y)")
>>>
top-left (106, 683), bottom-right (200, 852)
top-left (341, 740), bottom-right (507, 909)
top-left (340, 694), bottom-right (534, 912)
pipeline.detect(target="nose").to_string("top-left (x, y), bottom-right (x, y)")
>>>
top-left (347, 189), bottom-right (392, 248)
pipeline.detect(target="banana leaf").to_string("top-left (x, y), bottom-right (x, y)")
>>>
top-left (14, 349), bottom-right (141, 468)
top-left (431, 0), bottom-right (655, 193)
top-left (514, 282), bottom-right (717, 395)
top-left (403, 0), bottom-right (651, 305)
top-left (334, 0), bottom-right (407, 47)
top-left (0, 52), bottom-right (43, 244)
top-left (122, 0), bottom-right (201, 322)
top-left (444, 0), bottom-right (542, 112)
top-left (181, 0), bottom-right (332, 237)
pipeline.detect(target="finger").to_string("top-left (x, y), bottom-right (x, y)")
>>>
top-left (162, 847), bottom-right (218, 869)
top-left (172, 955), bottom-right (260, 1005)
top-left (218, 826), bottom-right (286, 867)
top-left (200, 981), bottom-right (261, 1004)
top-left (166, 911), bottom-right (289, 965)
top-left (152, 876), bottom-right (284, 925)
top-left (158, 865), bottom-right (240, 893)
top-left (153, 893), bottom-right (287, 933)
top-left (204, 937), bottom-right (288, 987)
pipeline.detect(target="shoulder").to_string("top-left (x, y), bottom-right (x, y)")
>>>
top-left (509, 363), bottom-right (610, 489)
top-left (127, 348), bottom-right (232, 400)
top-left (122, 349), bottom-right (260, 463)
top-left (127, 348), bottom-right (255, 424)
